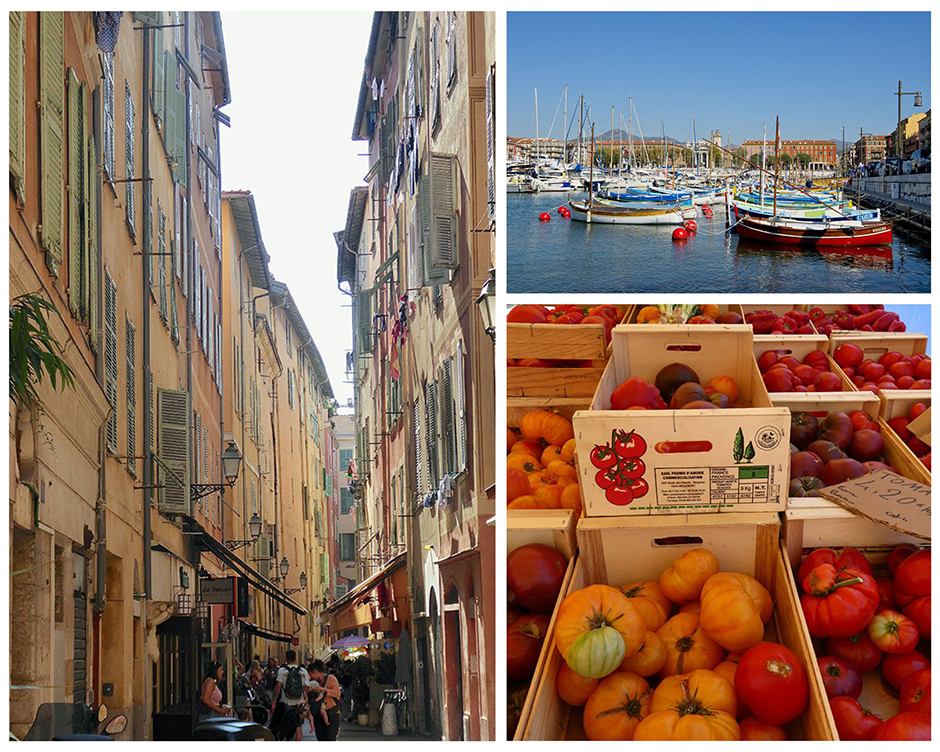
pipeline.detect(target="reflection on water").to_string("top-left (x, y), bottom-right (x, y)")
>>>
top-left (508, 192), bottom-right (930, 294)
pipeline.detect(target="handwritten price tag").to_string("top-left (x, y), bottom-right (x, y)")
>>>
top-left (818, 470), bottom-right (930, 540)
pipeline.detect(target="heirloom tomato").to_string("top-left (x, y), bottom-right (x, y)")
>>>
top-left (659, 548), bottom-right (720, 604)
top-left (817, 656), bottom-right (862, 699)
top-left (634, 669), bottom-right (739, 741)
top-left (556, 662), bottom-right (598, 707)
top-left (882, 649), bottom-right (930, 691)
top-left (738, 716), bottom-right (786, 741)
top-left (894, 549), bottom-right (930, 607)
top-left (801, 564), bottom-right (879, 638)
top-left (888, 543), bottom-right (920, 577)
top-left (868, 609), bottom-right (919, 654)
top-left (618, 631), bottom-right (667, 677)
top-left (829, 697), bottom-right (884, 741)
top-left (655, 612), bottom-right (725, 678)
top-left (873, 712), bottom-right (931, 740)
top-left (899, 668), bottom-right (931, 715)
top-left (735, 642), bottom-right (808, 726)
top-left (618, 581), bottom-right (671, 632)
top-left (506, 544), bottom-right (567, 614)
top-left (903, 595), bottom-right (931, 640)
top-left (554, 585), bottom-right (646, 670)
top-left (582, 671), bottom-right (652, 741)
top-left (824, 631), bottom-right (883, 673)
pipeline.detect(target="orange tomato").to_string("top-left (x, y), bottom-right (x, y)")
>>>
top-left (560, 438), bottom-right (577, 462)
top-left (554, 585), bottom-right (646, 663)
top-left (635, 669), bottom-right (739, 740)
top-left (556, 662), bottom-right (598, 707)
top-left (656, 612), bottom-right (725, 678)
top-left (507, 453), bottom-right (541, 474)
top-left (520, 410), bottom-right (575, 446)
top-left (507, 428), bottom-right (519, 453)
top-left (619, 631), bottom-right (667, 677)
top-left (528, 471), bottom-right (560, 491)
top-left (559, 483), bottom-right (581, 510)
top-left (507, 468), bottom-right (529, 502)
top-left (582, 671), bottom-right (652, 741)
top-left (699, 573), bottom-right (773, 652)
top-left (546, 460), bottom-right (577, 480)
top-left (707, 375), bottom-right (740, 403)
top-left (618, 581), bottom-right (672, 632)
top-left (507, 495), bottom-right (545, 510)
top-left (510, 439), bottom-right (542, 459)
top-left (541, 445), bottom-right (563, 467)
top-left (739, 716), bottom-right (787, 741)
top-left (533, 484), bottom-right (563, 509)
top-left (660, 549), bottom-right (721, 604)
top-left (712, 653), bottom-right (751, 719)
top-left (700, 304), bottom-right (721, 321)
top-left (637, 306), bottom-right (662, 324)
top-left (679, 602), bottom-right (701, 614)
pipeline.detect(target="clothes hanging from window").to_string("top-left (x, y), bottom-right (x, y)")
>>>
top-left (94, 12), bottom-right (124, 53)
top-left (438, 474), bottom-right (455, 508)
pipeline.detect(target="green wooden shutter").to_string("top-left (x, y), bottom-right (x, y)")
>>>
top-left (454, 342), bottom-right (467, 472)
top-left (440, 358), bottom-right (455, 475)
top-left (67, 70), bottom-right (84, 317)
top-left (9, 11), bottom-right (26, 202)
top-left (429, 152), bottom-right (457, 270)
top-left (132, 11), bottom-right (162, 25)
top-left (102, 52), bottom-right (115, 180)
top-left (485, 65), bottom-right (495, 223)
top-left (158, 203), bottom-right (168, 321)
top-left (124, 83), bottom-right (135, 235)
top-left (152, 15), bottom-right (165, 130)
top-left (357, 288), bottom-right (373, 354)
top-left (162, 50), bottom-right (176, 167)
top-left (173, 76), bottom-right (188, 186)
top-left (40, 11), bottom-right (65, 270)
top-left (104, 271), bottom-right (118, 452)
top-left (157, 388), bottom-right (191, 515)
top-left (125, 318), bottom-right (136, 475)
top-left (413, 399), bottom-right (424, 495)
top-left (86, 133), bottom-right (99, 351)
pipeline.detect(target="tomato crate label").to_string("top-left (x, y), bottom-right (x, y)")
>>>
top-left (573, 407), bottom-right (790, 517)
top-left (652, 466), bottom-right (774, 509)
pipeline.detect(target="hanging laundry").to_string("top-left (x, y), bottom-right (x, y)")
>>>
top-left (438, 474), bottom-right (455, 508)
top-left (94, 12), bottom-right (123, 53)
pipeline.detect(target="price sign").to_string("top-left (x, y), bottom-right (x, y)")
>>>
top-left (818, 470), bottom-right (930, 540)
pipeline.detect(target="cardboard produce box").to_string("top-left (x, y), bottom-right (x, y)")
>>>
top-left (573, 325), bottom-right (791, 517)
top-left (508, 510), bottom-right (580, 740)
top-left (520, 512), bottom-right (835, 741)
top-left (781, 502), bottom-right (930, 737)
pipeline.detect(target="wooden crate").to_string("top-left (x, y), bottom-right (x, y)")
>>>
top-left (828, 331), bottom-right (928, 360)
top-left (879, 393), bottom-right (932, 484)
top-left (753, 333), bottom-right (856, 393)
top-left (771, 391), bottom-right (930, 486)
top-left (507, 397), bottom-right (592, 428)
top-left (521, 513), bottom-right (835, 740)
top-left (623, 304), bottom-right (745, 324)
top-left (509, 511), bottom-right (580, 741)
top-left (781, 504), bottom-right (930, 734)
top-left (742, 304), bottom-right (809, 317)
top-left (573, 325), bottom-right (791, 517)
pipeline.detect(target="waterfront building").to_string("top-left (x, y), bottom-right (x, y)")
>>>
top-left (741, 139), bottom-right (837, 169)
top-left (887, 112), bottom-right (927, 160)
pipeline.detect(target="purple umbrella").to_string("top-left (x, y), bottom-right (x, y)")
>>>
top-left (330, 636), bottom-right (370, 650)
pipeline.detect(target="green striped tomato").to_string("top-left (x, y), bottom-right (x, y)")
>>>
top-left (565, 626), bottom-right (626, 679)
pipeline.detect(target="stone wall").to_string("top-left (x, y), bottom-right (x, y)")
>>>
top-left (858, 175), bottom-right (931, 206)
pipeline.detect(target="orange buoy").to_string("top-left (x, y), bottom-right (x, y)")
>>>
top-left (672, 227), bottom-right (688, 241)
top-left (539, 212), bottom-right (551, 221)
top-left (684, 220), bottom-right (697, 233)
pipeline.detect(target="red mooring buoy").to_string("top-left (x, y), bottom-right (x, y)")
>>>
top-left (702, 205), bottom-right (713, 216)
top-left (539, 212), bottom-right (551, 222)
top-left (560, 207), bottom-right (571, 218)
top-left (557, 206), bottom-right (566, 214)
top-left (672, 227), bottom-right (688, 241)
top-left (684, 220), bottom-right (697, 233)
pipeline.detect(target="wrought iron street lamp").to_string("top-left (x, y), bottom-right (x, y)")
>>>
top-left (475, 267), bottom-right (496, 342)
top-left (894, 80), bottom-right (922, 173)
top-left (192, 440), bottom-right (243, 501)
top-left (285, 571), bottom-right (307, 595)
top-left (223, 512), bottom-right (263, 552)
top-left (279, 557), bottom-right (290, 579)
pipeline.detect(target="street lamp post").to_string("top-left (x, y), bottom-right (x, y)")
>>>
top-left (476, 267), bottom-right (496, 342)
top-left (224, 511), bottom-right (263, 552)
top-left (192, 440), bottom-right (243, 501)
top-left (894, 80), bottom-right (923, 174)
top-left (285, 571), bottom-right (307, 596)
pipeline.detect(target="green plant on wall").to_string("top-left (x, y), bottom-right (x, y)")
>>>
top-left (9, 293), bottom-right (75, 407)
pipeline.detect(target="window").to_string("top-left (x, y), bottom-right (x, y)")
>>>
top-left (445, 12), bottom-right (457, 87)
top-left (158, 204), bottom-right (168, 322)
top-left (102, 52), bottom-right (115, 180)
top-left (429, 21), bottom-right (441, 128)
top-left (125, 82), bottom-right (135, 236)
top-left (39, 13), bottom-right (65, 268)
top-left (339, 534), bottom-right (355, 562)
top-left (9, 12), bottom-right (26, 200)
top-left (286, 324), bottom-right (292, 358)
top-left (104, 272), bottom-right (118, 453)
top-left (287, 369), bottom-right (296, 409)
top-left (340, 486), bottom-right (353, 516)
top-left (126, 317), bottom-right (136, 475)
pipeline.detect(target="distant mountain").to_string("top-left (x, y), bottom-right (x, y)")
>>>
top-left (597, 128), bottom-right (684, 144)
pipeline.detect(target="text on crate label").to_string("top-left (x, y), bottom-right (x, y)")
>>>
top-left (648, 466), bottom-right (776, 509)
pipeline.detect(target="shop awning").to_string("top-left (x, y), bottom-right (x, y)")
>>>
top-left (327, 552), bottom-right (406, 632)
top-left (191, 523), bottom-right (307, 616)
top-left (235, 620), bottom-right (294, 644)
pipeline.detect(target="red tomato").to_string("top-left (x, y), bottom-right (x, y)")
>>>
top-left (833, 343), bottom-right (864, 368)
top-left (900, 668), bottom-right (931, 716)
top-left (889, 361), bottom-right (914, 380)
top-left (763, 367), bottom-right (796, 392)
top-left (882, 650), bottom-right (931, 691)
top-left (735, 642), bottom-right (809, 726)
top-left (868, 609), bottom-right (919, 654)
top-left (508, 614), bottom-right (551, 681)
top-left (803, 349), bottom-right (829, 368)
top-left (612, 428), bottom-right (647, 459)
top-left (879, 351), bottom-right (905, 369)
top-left (624, 476), bottom-right (649, 499)
top-left (801, 565), bottom-right (880, 638)
top-left (507, 544), bottom-right (568, 614)
top-left (757, 350), bottom-right (779, 373)
top-left (888, 543), bottom-right (920, 577)
top-left (738, 716), bottom-right (787, 741)
top-left (595, 467), bottom-right (622, 490)
top-left (610, 378), bottom-right (666, 410)
top-left (829, 696), bottom-right (884, 741)
top-left (894, 549), bottom-right (931, 607)
top-left (848, 410), bottom-right (877, 432)
top-left (836, 547), bottom-right (874, 576)
top-left (873, 712), bottom-right (931, 740)
top-left (903, 595), bottom-right (931, 640)
top-left (825, 631), bottom-right (883, 673)
top-left (875, 577), bottom-right (897, 612)
top-left (909, 402), bottom-right (928, 420)
top-left (817, 656), bottom-right (862, 699)
top-left (888, 416), bottom-right (913, 442)
top-left (914, 359), bottom-right (931, 379)
top-left (814, 371), bottom-right (843, 392)
top-left (796, 547), bottom-right (872, 586)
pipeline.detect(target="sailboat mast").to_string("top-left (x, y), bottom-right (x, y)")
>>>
top-left (692, 111), bottom-right (697, 176)
top-left (578, 94), bottom-right (583, 167)
top-left (661, 116), bottom-right (665, 175)
top-left (534, 88), bottom-right (539, 165)
top-left (773, 117), bottom-right (780, 219)
top-left (628, 97), bottom-right (633, 169)
top-left (761, 121), bottom-right (766, 207)
top-left (589, 123), bottom-right (595, 206)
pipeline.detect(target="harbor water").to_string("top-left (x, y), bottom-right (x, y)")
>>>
top-left (507, 192), bottom-right (931, 294)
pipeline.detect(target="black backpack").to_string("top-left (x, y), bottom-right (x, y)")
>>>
top-left (284, 666), bottom-right (304, 700)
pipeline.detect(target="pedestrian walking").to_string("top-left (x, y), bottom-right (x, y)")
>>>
top-left (262, 657), bottom-right (279, 693)
top-left (308, 659), bottom-right (342, 741)
top-left (197, 660), bottom-right (231, 723)
top-left (270, 649), bottom-right (313, 741)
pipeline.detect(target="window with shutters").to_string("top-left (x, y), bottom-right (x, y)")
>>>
top-left (125, 82), bottom-right (135, 237)
top-left (486, 64), bottom-right (496, 224)
top-left (286, 324), bottom-right (292, 358)
top-left (180, 196), bottom-right (188, 296)
top-left (67, 71), bottom-right (86, 319)
top-left (157, 389), bottom-right (191, 516)
top-left (102, 51), bottom-right (115, 181)
top-left (424, 380), bottom-right (439, 488)
top-left (445, 12), bottom-right (457, 89)
top-left (174, 189), bottom-right (182, 282)
top-left (9, 11), bottom-right (27, 202)
top-left (152, 15), bottom-right (164, 131)
top-left (429, 21), bottom-right (441, 129)
top-left (454, 341), bottom-right (468, 472)
top-left (287, 370), bottom-right (295, 410)
top-left (86, 132), bottom-right (100, 352)
top-left (158, 204), bottom-right (168, 322)
top-left (104, 272), bottom-right (118, 453)
top-left (424, 153), bottom-right (458, 284)
top-left (125, 317), bottom-right (136, 476)
top-left (40, 12), bottom-right (65, 270)
top-left (413, 398), bottom-right (424, 497)
top-left (357, 288), bottom-right (373, 354)
top-left (440, 358), bottom-right (456, 475)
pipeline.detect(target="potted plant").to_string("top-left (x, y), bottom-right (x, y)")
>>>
top-left (346, 655), bottom-right (373, 726)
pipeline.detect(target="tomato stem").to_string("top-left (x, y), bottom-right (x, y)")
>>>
top-left (764, 659), bottom-right (793, 678)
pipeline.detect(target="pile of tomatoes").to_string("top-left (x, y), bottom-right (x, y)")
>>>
top-left (831, 343), bottom-right (931, 395)
top-left (507, 411), bottom-right (580, 510)
top-left (789, 411), bottom-right (896, 497)
top-left (636, 304), bottom-right (744, 325)
top-left (507, 542), bottom-right (569, 738)
top-left (552, 548), bottom-right (810, 740)
top-left (758, 347), bottom-right (848, 393)
top-left (887, 402), bottom-right (931, 470)
top-left (507, 304), bottom-right (624, 351)
top-left (798, 545), bottom-right (931, 740)
top-left (746, 308), bottom-right (817, 335)
top-left (610, 362), bottom-right (743, 411)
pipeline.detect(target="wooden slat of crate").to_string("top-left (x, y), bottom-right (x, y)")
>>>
top-left (829, 331), bottom-right (928, 359)
top-left (523, 514), bottom-right (835, 740)
top-left (743, 304), bottom-right (809, 316)
top-left (881, 392), bottom-right (932, 422)
top-left (507, 397), bottom-right (592, 428)
top-left (509, 516), bottom-right (580, 741)
top-left (507, 365), bottom-right (607, 398)
top-left (507, 321), bottom-right (609, 361)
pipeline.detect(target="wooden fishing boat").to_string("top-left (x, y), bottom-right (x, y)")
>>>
top-left (732, 201), bottom-right (880, 223)
top-left (567, 200), bottom-right (685, 225)
top-left (736, 216), bottom-right (893, 247)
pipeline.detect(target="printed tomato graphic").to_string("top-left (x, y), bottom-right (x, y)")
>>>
top-left (620, 458), bottom-right (646, 480)
top-left (605, 484), bottom-right (634, 506)
top-left (613, 429), bottom-right (647, 459)
top-left (625, 476), bottom-right (649, 499)
top-left (590, 445), bottom-right (619, 470)
top-left (595, 468), bottom-right (622, 490)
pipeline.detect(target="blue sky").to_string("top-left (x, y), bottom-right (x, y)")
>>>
top-left (508, 12), bottom-right (931, 146)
